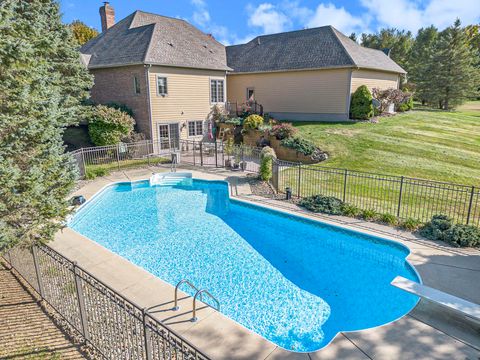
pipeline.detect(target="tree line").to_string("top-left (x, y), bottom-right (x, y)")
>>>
top-left (350, 20), bottom-right (480, 109)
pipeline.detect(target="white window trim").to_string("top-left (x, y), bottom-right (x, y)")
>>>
top-left (156, 74), bottom-right (168, 97)
top-left (210, 77), bottom-right (226, 104)
top-left (187, 120), bottom-right (204, 138)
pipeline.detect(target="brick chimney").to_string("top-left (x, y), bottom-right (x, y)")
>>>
top-left (99, 2), bottom-right (115, 32)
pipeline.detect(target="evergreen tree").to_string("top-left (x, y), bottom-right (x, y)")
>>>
top-left (428, 20), bottom-right (480, 109)
top-left (0, 0), bottom-right (93, 250)
top-left (70, 20), bottom-right (99, 45)
top-left (407, 26), bottom-right (438, 104)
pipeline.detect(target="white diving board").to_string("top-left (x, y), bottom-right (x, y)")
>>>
top-left (391, 276), bottom-right (480, 322)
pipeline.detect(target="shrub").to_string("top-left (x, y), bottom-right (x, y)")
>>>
top-left (397, 95), bottom-right (414, 112)
top-left (419, 214), bottom-right (453, 241)
top-left (271, 123), bottom-right (297, 140)
top-left (360, 209), bottom-right (378, 221)
top-left (106, 102), bottom-right (134, 117)
top-left (350, 85), bottom-right (373, 120)
top-left (379, 213), bottom-right (398, 226)
top-left (85, 166), bottom-right (108, 179)
top-left (400, 217), bottom-right (422, 231)
top-left (341, 204), bottom-right (361, 217)
top-left (243, 114), bottom-right (264, 130)
top-left (88, 105), bottom-right (135, 146)
top-left (299, 195), bottom-right (345, 215)
top-left (443, 224), bottom-right (480, 248)
top-left (259, 146), bottom-right (276, 181)
top-left (281, 137), bottom-right (317, 156)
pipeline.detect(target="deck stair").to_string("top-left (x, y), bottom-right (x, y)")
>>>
top-left (149, 172), bottom-right (192, 187)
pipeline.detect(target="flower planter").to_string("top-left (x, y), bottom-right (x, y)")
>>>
top-left (242, 129), bottom-right (265, 147)
top-left (269, 136), bottom-right (320, 164)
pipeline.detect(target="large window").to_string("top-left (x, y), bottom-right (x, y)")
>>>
top-left (157, 76), bottom-right (168, 95)
top-left (210, 79), bottom-right (224, 103)
top-left (188, 121), bottom-right (203, 136)
top-left (133, 76), bottom-right (141, 94)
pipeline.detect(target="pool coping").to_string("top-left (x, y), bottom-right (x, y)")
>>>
top-left (51, 167), bottom-right (480, 360)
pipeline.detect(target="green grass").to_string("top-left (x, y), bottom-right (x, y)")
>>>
top-left (291, 101), bottom-right (480, 185)
top-left (85, 157), bottom-right (170, 179)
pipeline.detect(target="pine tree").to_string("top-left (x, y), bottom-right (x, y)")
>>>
top-left (428, 20), bottom-right (480, 109)
top-left (407, 26), bottom-right (438, 104)
top-left (0, 0), bottom-right (93, 250)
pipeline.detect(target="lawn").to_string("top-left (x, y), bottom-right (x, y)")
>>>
top-left (292, 101), bottom-right (480, 186)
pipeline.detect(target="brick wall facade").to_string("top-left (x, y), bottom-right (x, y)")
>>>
top-left (90, 65), bottom-right (152, 139)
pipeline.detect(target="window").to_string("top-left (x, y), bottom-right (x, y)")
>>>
top-left (157, 76), bottom-right (168, 95)
top-left (133, 76), bottom-right (141, 94)
top-left (210, 79), bottom-right (224, 103)
top-left (188, 121), bottom-right (203, 136)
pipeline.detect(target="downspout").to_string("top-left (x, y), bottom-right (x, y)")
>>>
top-left (345, 68), bottom-right (354, 120)
top-left (145, 64), bottom-right (154, 140)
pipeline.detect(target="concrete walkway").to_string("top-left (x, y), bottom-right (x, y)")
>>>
top-left (0, 262), bottom-right (85, 360)
top-left (51, 166), bottom-right (480, 360)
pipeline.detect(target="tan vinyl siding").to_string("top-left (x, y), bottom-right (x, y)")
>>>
top-left (148, 66), bottom-right (226, 141)
top-left (351, 69), bottom-right (400, 93)
top-left (227, 69), bottom-right (350, 115)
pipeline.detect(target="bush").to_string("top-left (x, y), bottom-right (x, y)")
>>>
top-left (243, 114), bottom-right (264, 130)
top-left (350, 85), bottom-right (374, 120)
top-left (88, 105), bottom-right (135, 146)
top-left (360, 209), bottom-right (378, 221)
top-left (85, 166), bottom-right (108, 179)
top-left (259, 146), bottom-right (276, 181)
top-left (106, 102), bottom-right (134, 117)
top-left (400, 217), bottom-right (422, 231)
top-left (341, 204), bottom-right (361, 217)
top-left (224, 117), bottom-right (243, 126)
top-left (299, 195), bottom-right (345, 215)
top-left (444, 224), bottom-right (480, 248)
top-left (271, 123), bottom-right (297, 140)
top-left (419, 215), bottom-right (453, 241)
top-left (379, 213), bottom-right (398, 226)
top-left (281, 137), bottom-right (317, 156)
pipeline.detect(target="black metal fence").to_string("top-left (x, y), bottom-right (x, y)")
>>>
top-left (70, 139), bottom-right (480, 226)
top-left (226, 101), bottom-right (264, 117)
top-left (273, 160), bottom-right (480, 226)
top-left (4, 245), bottom-right (211, 360)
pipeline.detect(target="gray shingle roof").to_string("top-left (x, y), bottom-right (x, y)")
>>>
top-left (226, 26), bottom-right (406, 74)
top-left (80, 11), bottom-right (230, 71)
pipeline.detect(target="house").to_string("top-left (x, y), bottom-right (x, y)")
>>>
top-left (226, 27), bottom-right (406, 121)
top-left (80, 3), bottom-right (230, 149)
top-left (80, 3), bottom-right (405, 146)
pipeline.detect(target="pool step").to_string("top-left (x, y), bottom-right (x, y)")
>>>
top-left (150, 172), bottom-right (192, 187)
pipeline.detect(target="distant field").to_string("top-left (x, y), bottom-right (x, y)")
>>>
top-left (292, 101), bottom-right (480, 185)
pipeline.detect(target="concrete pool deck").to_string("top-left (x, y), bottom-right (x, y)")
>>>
top-left (51, 166), bottom-right (480, 360)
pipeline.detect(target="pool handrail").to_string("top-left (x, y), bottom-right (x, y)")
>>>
top-left (192, 289), bottom-right (220, 322)
top-left (173, 279), bottom-right (201, 311)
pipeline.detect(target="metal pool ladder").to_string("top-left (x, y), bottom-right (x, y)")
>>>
top-left (192, 289), bottom-right (220, 322)
top-left (173, 279), bottom-right (220, 322)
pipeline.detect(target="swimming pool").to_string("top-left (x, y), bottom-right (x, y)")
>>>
top-left (69, 178), bottom-right (420, 352)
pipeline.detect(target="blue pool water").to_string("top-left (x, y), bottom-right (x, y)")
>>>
top-left (69, 179), bottom-right (420, 352)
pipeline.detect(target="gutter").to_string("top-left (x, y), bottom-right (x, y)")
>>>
top-left (145, 64), bottom-right (154, 141)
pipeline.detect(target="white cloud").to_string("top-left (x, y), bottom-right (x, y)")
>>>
top-left (307, 3), bottom-right (369, 34)
top-left (361, 0), bottom-right (480, 32)
top-left (191, 0), bottom-right (210, 26)
top-left (247, 3), bottom-right (291, 34)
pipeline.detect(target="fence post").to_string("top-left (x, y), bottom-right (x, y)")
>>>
top-left (200, 141), bottom-right (203, 167)
top-left (116, 144), bottom-right (121, 170)
top-left (143, 308), bottom-right (152, 360)
top-left (31, 246), bottom-right (45, 299)
top-left (215, 141), bottom-right (218, 168)
top-left (193, 141), bottom-right (196, 166)
top-left (297, 163), bottom-right (302, 198)
top-left (73, 262), bottom-right (90, 342)
top-left (466, 186), bottom-right (475, 225)
top-left (343, 169), bottom-right (348, 202)
top-left (397, 176), bottom-right (405, 218)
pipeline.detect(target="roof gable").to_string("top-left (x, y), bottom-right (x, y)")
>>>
top-left (80, 11), bottom-right (230, 71)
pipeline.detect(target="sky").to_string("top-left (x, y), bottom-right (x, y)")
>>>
top-left (59, 0), bottom-right (480, 45)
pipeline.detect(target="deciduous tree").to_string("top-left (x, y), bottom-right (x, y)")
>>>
top-left (70, 20), bottom-right (99, 45)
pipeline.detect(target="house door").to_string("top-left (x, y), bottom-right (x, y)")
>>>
top-left (158, 123), bottom-right (180, 151)
top-left (246, 87), bottom-right (255, 101)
